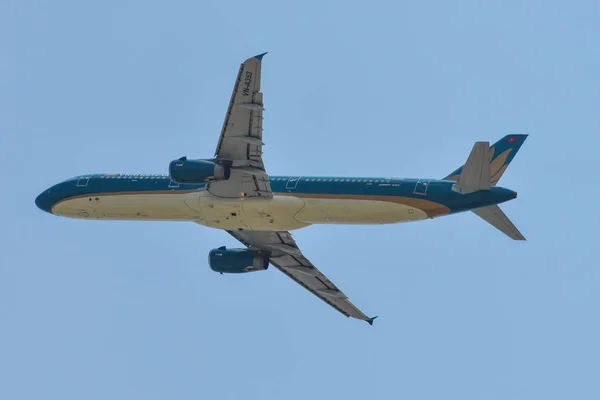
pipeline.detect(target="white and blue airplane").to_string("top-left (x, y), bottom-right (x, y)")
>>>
top-left (36, 53), bottom-right (527, 324)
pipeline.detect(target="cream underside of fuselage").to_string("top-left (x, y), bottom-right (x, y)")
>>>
top-left (52, 190), bottom-right (428, 230)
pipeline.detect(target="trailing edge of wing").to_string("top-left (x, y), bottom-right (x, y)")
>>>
top-left (472, 205), bottom-right (526, 240)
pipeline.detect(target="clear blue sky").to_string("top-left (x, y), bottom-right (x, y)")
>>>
top-left (1, 1), bottom-right (599, 399)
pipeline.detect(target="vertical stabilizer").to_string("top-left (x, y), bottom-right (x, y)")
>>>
top-left (444, 134), bottom-right (528, 185)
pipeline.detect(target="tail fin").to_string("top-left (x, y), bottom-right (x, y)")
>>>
top-left (443, 134), bottom-right (528, 185)
top-left (472, 205), bottom-right (526, 240)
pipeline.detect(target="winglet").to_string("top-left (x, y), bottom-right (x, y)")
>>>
top-left (254, 52), bottom-right (268, 61)
top-left (366, 316), bottom-right (378, 326)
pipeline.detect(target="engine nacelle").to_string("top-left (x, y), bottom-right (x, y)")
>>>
top-left (208, 247), bottom-right (270, 274)
top-left (169, 157), bottom-right (230, 184)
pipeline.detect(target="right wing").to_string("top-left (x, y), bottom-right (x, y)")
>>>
top-left (227, 229), bottom-right (377, 324)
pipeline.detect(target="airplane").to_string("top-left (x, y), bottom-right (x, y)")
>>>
top-left (35, 53), bottom-right (528, 325)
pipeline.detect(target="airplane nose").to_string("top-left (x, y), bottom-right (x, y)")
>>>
top-left (35, 189), bottom-right (55, 214)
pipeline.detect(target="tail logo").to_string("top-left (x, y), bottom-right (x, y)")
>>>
top-left (489, 147), bottom-right (513, 185)
top-left (443, 134), bottom-right (527, 184)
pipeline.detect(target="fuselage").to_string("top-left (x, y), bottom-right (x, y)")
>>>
top-left (35, 173), bottom-right (517, 231)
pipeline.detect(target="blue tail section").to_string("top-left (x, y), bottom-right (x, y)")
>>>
top-left (443, 134), bottom-right (528, 185)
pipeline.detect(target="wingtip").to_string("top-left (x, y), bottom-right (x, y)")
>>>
top-left (366, 316), bottom-right (378, 326)
top-left (254, 52), bottom-right (268, 61)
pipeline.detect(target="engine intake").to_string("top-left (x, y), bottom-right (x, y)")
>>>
top-left (209, 247), bottom-right (270, 274)
top-left (169, 158), bottom-right (230, 184)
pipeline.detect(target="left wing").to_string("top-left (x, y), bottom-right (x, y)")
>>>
top-left (209, 53), bottom-right (272, 199)
top-left (227, 229), bottom-right (377, 324)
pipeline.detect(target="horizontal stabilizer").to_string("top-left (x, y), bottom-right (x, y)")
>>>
top-left (452, 142), bottom-right (491, 194)
top-left (472, 205), bottom-right (526, 240)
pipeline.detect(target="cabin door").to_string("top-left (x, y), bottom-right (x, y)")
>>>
top-left (285, 176), bottom-right (301, 190)
top-left (413, 179), bottom-right (431, 195)
top-left (76, 176), bottom-right (90, 187)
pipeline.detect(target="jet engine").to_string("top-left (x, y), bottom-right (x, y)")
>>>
top-left (169, 157), bottom-right (230, 184)
top-left (208, 247), bottom-right (270, 274)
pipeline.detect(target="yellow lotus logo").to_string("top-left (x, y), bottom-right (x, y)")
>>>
top-left (489, 148), bottom-right (513, 185)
